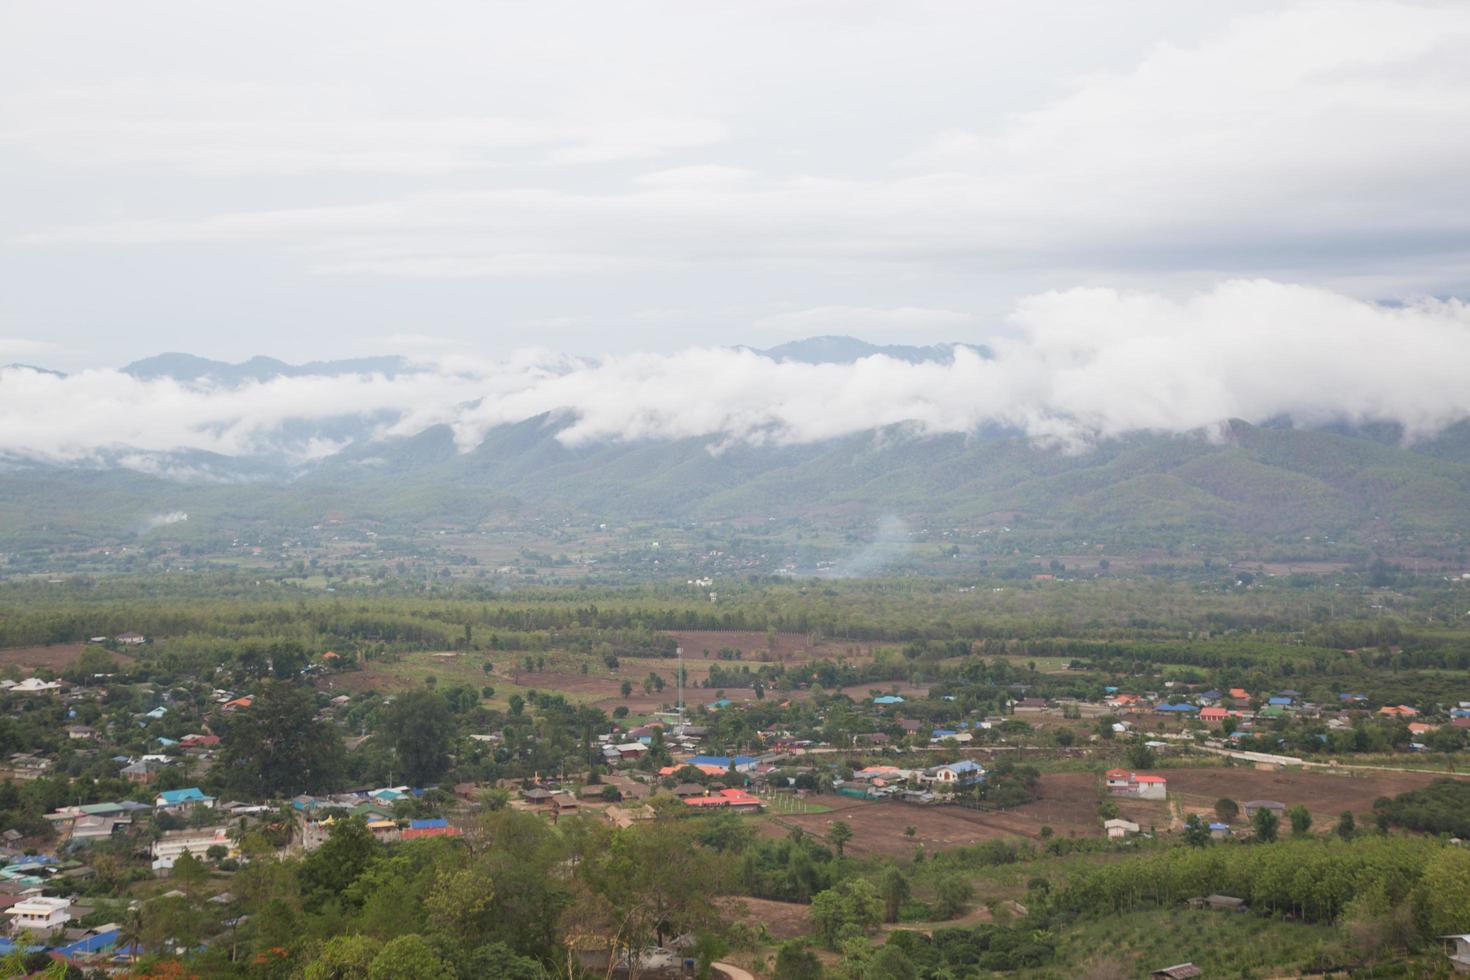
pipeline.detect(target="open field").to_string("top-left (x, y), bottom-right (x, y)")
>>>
top-left (0, 642), bottom-right (129, 672)
top-left (756, 764), bottom-right (1461, 858)
top-left (314, 633), bottom-right (843, 710)
top-left (1162, 765), bottom-right (1458, 825)
top-left (757, 776), bottom-right (1156, 858)
top-left (718, 897), bottom-right (812, 941)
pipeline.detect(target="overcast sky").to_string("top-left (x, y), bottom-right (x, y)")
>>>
top-left (4, 0), bottom-right (1470, 372)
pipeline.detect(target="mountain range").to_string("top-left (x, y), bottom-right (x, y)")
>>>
top-left (2, 340), bottom-right (1468, 558)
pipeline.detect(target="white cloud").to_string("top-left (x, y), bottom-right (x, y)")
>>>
top-left (1, 280), bottom-right (1467, 466)
top-left (14, 2), bottom-right (1470, 289)
top-left (752, 306), bottom-right (981, 340)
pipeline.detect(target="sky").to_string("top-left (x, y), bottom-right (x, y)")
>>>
top-left (2, 1), bottom-right (1470, 461)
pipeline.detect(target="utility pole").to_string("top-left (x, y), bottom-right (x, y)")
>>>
top-left (676, 647), bottom-right (684, 726)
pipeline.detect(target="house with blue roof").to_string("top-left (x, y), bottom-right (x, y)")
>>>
top-left (926, 759), bottom-right (985, 786)
top-left (1155, 703), bottom-right (1198, 713)
top-left (144, 706), bottom-right (168, 720)
top-left (154, 787), bottom-right (215, 813)
top-left (873, 695), bottom-right (905, 706)
top-left (1267, 697), bottom-right (1294, 707)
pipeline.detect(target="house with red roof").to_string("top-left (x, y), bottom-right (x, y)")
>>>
top-left (1105, 768), bottom-right (1167, 800)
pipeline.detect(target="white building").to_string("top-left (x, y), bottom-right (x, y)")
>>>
top-left (7, 896), bottom-right (72, 935)
top-left (151, 827), bottom-right (234, 869)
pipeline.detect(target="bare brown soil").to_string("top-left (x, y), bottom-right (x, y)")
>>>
top-left (717, 896), bottom-right (812, 941)
top-left (0, 643), bottom-right (130, 672)
top-left (1161, 766), bottom-right (1454, 825)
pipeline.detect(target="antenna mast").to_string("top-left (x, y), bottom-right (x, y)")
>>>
top-left (676, 646), bottom-right (684, 724)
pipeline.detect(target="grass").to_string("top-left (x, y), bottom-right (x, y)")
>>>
top-left (762, 794), bottom-right (833, 816)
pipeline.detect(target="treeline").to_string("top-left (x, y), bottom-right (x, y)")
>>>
top-left (1044, 835), bottom-right (1470, 937)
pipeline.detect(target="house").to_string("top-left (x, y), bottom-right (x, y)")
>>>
top-left (873, 695), bottom-right (905, 706)
top-left (1199, 707), bottom-right (1229, 724)
top-left (1209, 822), bottom-right (1232, 840)
top-left (402, 818), bottom-right (463, 840)
top-left (614, 742), bottom-right (648, 760)
top-left (1440, 934), bottom-right (1470, 974)
top-left (222, 696), bottom-right (254, 713)
top-left (522, 788), bottom-right (554, 805)
top-left (116, 632), bottom-right (147, 646)
top-left (1105, 769), bottom-right (1167, 800)
top-left (1378, 705), bottom-right (1419, 718)
top-left (6, 896), bottom-right (72, 935)
top-left (122, 759), bottom-right (167, 783)
top-left (1151, 964), bottom-right (1202, 980)
top-left (927, 760), bottom-right (985, 786)
top-left (9, 678), bottom-right (63, 695)
top-left (154, 787), bottom-right (215, 813)
top-left (1243, 800), bottom-right (1285, 818)
top-left (152, 827), bottom-right (234, 868)
top-left (1267, 697), bottom-right (1294, 708)
top-left (550, 795), bottom-right (580, 818)
top-left (64, 725), bottom-right (97, 741)
top-left (1104, 818), bottom-right (1140, 839)
top-left (671, 783), bottom-right (706, 799)
top-left (682, 788), bottom-right (764, 814)
top-left (69, 814), bottom-right (132, 844)
top-left (180, 734), bottom-right (221, 749)
top-left (686, 755), bottom-right (758, 773)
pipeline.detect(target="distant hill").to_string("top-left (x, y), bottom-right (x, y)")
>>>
top-left (742, 335), bottom-right (992, 364)
top-left (121, 353), bottom-right (416, 384)
top-left (4, 415), bottom-right (1469, 556)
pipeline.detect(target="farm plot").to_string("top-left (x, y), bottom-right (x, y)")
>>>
top-left (1160, 766), bottom-right (1458, 826)
top-left (759, 776), bottom-right (1141, 859)
top-left (0, 643), bottom-right (126, 672)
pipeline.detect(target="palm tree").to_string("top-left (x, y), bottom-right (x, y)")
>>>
top-left (116, 906), bottom-right (145, 966)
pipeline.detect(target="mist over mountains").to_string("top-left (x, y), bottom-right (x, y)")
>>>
top-left (4, 278), bottom-right (1470, 552)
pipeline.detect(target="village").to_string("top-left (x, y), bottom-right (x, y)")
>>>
top-left (0, 620), bottom-right (1467, 975)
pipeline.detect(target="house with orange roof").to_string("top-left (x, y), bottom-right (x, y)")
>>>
top-left (1378, 705), bottom-right (1419, 717)
top-left (681, 788), bottom-right (764, 814)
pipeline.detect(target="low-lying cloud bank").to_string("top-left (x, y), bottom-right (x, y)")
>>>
top-left (3, 280), bottom-right (1468, 467)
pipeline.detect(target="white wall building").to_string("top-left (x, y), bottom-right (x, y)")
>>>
top-left (7, 896), bottom-right (72, 935)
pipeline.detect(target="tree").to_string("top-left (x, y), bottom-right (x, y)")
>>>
top-left (620, 680), bottom-right (633, 699)
top-left (425, 865), bottom-right (496, 942)
top-left (827, 821), bottom-right (853, 858)
top-left (1251, 806), bottom-right (1279, 843)
top-left (367, 935), bottom-right (452, 980)
top-left (1124, 742), bottom-right (1156, 770)
top-left (218, 680), bottom-right (345, 797)
top-left (1182, 814), bottom-right (1210, 847)
top-left (301, 818), bottom-right (378, 908)
top-left (381, 688), bottom-right (454, 784)
top-left (773, 941), bottom-right (824, 980)
top-left (879, 867), bottom-right (910, 924)
top-left (933, 875), bottom-right (974, 919)
top-left (1214, 798), bottom-right (1240, 823)
top-left (169, 850), bottom-right (208, 899)
top-left (304, 935), bottom-right (382, 980)
top-left (1288, 805), bottom-right (1313, 837)
top-left (1336, 810), bottom-right (1356, 839)
top-left (1415, 847), bottom-right (1470, 937)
